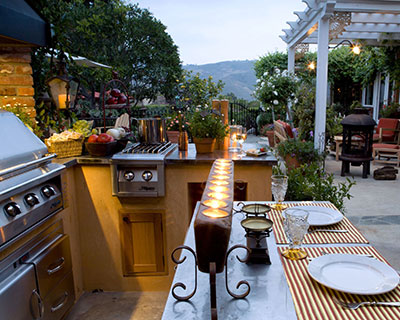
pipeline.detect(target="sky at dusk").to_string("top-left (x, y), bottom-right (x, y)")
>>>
top-left (133, 0), bottom-right (307, 65)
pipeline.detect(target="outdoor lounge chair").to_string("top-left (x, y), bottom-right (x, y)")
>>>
top-left (273, 120), bottom-right (289, 145)
top-left (372, 131), bottom-right (400, 166)
top-left (373, 118), bottom-right (399, 143)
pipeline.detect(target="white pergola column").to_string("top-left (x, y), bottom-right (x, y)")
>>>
top-left (287, 46), bottom-right (296, 122)
top-left (314, 17), bottom-right (330, 153)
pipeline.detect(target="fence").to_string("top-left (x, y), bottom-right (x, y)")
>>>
top-left (228, 100), bottom-right (260, 134)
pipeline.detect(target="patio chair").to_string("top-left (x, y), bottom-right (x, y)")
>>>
top-left (373, 118), bottom-right (399, 143)
top-left (372, 133), bottom-right (400, 166)
top-left (273, 120), bottom-right (288, 145)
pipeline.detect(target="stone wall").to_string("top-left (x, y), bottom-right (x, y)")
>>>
top-left (0, 46), bottom-right (36, 117)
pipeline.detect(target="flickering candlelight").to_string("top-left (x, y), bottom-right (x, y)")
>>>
top-left (203, 199), bottom-right (228, 209)
top-left (214, 169), bottom-right (230, 175)
top-left (207, 192), bottom-right (229, 200)
top-left (202, 208), bottom-right (229, 218)
top-left (210, 180), bottom-right (229, 186)
top-left (212, 175), bottom-right (229, 180)
top-left (209, 185), bottom-right (229, 192)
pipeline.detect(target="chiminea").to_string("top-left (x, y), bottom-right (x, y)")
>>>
top-left (340, 109), bottom-right (376, 178)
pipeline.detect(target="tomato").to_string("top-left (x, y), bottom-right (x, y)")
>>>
top-left (97, 133), bottom-right (114, 143)
top-left (88, 134), bottom-right (98, 143)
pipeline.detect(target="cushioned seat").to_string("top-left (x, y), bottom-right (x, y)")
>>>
top-left (372, 118), bottom-right (399, 143)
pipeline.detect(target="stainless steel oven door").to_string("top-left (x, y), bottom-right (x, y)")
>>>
top-left (0, 263), bottom-right (42, 320)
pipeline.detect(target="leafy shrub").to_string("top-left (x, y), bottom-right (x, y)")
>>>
top-left (273, 163), bottom-right (355, 212)
top-left (190, 106), bottom-right (228, 139)
top-left (276, 139), bottom-right (323, 164)
top-left (380, 103), bottom-right (400, 118)
top-left (256, 112), bottom-right (273, 130)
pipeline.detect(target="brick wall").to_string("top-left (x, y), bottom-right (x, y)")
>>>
top-left (0, 46), bottom-right (36, 117)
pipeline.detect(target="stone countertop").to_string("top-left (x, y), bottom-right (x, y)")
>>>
top-left (165, 143), bottom-right (277, 165)
top-left (52, 142), bottom-right (277, 167)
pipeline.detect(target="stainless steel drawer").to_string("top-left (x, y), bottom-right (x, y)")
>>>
top-left (43, 271), bottom-right (75, 320)
top-left (0, 264), bottom-right (40, 320)
top-left (31, 234), bottom-right (72, 298)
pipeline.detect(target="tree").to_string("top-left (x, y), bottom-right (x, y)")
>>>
top-left (31, 0), bottom-right (182, 105)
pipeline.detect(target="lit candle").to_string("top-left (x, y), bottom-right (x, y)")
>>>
top-left (212, 175), bottom-right (229, 180)
top-left (214, 169), bottom-right (229, 175)
top-left (58, 94), bottom-right (67, 109)
top-left (210, 180), bottom-right (229, 186)
top-left (202, 208), bottom-right (229, 218)
top-left (207, 192), bottom-right (229, 200)
top-left (209, 185), bottom-right (229, 192)
top-left (203, 199), bottom-right (227, 209)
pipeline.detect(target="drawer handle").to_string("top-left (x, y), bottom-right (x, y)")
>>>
top-left (47, 257), bottom-right (65, 275)
top-left (51, 291), bottom-right (69, 313)
top-left (31, 289), bottom-right (44, 319)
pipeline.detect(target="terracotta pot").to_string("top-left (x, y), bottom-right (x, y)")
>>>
top-left (193, 137), bottom-right (216, 153)
top-left (284, 154), bottom-right (300, 170)
top-left (266, 130), bottom-right (275, 147)
top-left (166, 131), bottom-right (179, 143)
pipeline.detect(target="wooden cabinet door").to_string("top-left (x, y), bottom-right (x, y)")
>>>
top-left (121, 210), bottom-right (166, 276)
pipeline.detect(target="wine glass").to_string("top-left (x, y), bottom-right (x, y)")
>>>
top-left (271, 175), bottom-right (288, 210)
top-left (236, 127), bottom-right (247, 152)
top-left (281, 208), bottom-right (309, 260)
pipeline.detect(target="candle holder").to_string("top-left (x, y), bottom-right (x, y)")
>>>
top-left (171, 160), bottom-right (250, 320)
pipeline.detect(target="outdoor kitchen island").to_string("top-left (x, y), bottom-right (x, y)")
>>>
top-left (57, 143), bottom-right (277, 296)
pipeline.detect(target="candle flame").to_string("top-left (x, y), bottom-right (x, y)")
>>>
top-left (212, 175), bottom-right (229, 180)
top-left (202, 208), bottom-right (229, 218)
top-left (207, 192), bottom-right (229, 200)
top-left (209, 185), bottom-right (229, 192)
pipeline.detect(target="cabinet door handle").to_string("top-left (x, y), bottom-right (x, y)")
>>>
top-left (31, 289), bottom-right (44, 319)
top-left (51, 291), bottom-right (69, 313)
top-left (47, 257), bottom-right (65, 275)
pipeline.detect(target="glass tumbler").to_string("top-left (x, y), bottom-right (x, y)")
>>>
top-left (281, 208), bottom-right (309, 260)
top-left (271, 175), bottom-right (288, 210)
top-left (228, 125), bottom-right (243, 153)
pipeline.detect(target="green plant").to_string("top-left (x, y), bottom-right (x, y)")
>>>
top-left (273, 163), bottom-right (355, 212)
top-left (253, 67), bottom-right (298, 118)
top-left (380, 103), bottom-right (400, 118)
top-left (190, 106), bottom-right (228, 140)
top-left (256, 112), bottom-right (273, 131)
top-left (260, 123), bottom-right (274, 136)
top-left (166, 110), bottom-right (190, 131)
top-left (276, 139), bottom-right (323, 164)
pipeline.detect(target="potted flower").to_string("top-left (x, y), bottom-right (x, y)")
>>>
top-left (260, 123), bottom-right (275, 147)
top-left (166, 111), bottom-right (189, 143)
top-left (276, 139), bottom-right (322, 169)
top-left (190, 106), bottom-right (229, 153)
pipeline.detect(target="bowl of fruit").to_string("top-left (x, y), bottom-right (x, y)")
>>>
top-left (85, 133), bottom-right (118, 157)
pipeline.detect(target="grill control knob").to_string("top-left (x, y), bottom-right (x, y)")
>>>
top-left (24, 193), bottom-right (39, 207)
top-left (41, 186), bottom-right (56, 198)
top-left (124, 171), bottom-right (135, 181)
top-left (4, 202), bottom-right (21, 217)
top-left (142, 171), bottom-right (153, 182)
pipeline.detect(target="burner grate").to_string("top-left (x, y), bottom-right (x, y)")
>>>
top-left (122, 141), bottom-right (172, 154)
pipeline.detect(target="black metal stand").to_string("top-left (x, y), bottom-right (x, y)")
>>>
top-left (171, 244), bottom-right (250, 320)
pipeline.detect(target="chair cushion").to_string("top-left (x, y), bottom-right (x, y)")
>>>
top-left (375, 118), bottom-right (399, 137)
top-left (373, 143), bottom-right (399, 150)
top-left (277, 120), bottom-right (294, 138)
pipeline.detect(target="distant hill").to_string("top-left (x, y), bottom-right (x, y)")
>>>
top-left (184, 60), bottom-right (257, 101)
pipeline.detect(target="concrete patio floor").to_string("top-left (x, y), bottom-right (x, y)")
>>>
top-left (66, 136), bottom-right (400, 320)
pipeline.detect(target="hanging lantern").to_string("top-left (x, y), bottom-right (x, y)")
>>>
top-left (47, 74), bottom-right (79, 109)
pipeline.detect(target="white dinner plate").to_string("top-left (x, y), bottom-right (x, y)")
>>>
top-left (284, 206), bottom-right (343, 226)
top-left (307, 254), bottom-right (400, 295)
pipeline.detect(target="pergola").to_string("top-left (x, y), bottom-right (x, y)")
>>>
top-left (281, 0), bottom-right (400, 152)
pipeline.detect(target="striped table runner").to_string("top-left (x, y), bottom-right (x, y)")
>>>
top-left (278, 246), bottom-right (400, 320)
top-left (268, 202), bottom-right (369, 244)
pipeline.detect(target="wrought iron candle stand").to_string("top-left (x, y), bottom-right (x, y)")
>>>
top-left (170, 160), bottom-right (250, 320)
top-left (237, 202), bottom-right (273, 265)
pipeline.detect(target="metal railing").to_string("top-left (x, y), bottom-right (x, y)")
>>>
top-left (228, 101), bottom-right (260, 134)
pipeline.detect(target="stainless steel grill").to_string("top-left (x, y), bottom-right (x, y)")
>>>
top-left (111, 142), bottom-right (177, 197)
top-left (0, 111), bottom-right (74, 320)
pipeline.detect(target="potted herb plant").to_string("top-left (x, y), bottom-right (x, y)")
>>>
top-left (276, 139), bottom-right (322, 169)
top-left (190, 106), bottom-right (229, 153)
